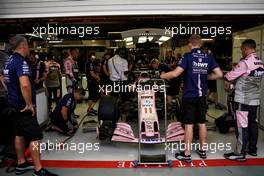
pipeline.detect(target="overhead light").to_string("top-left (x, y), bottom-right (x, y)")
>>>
top-left (115, 39), bottom-right (123, 42)
top-left (108, 32), bottom-right (122, 34)
top-left (25, 33), bottom-right (42, 39)
top-left (92, 40), bottom-right (95, 42)
top-left (48, 40), bottom-right (63, 44)
top-left (201, 38), bottom-right (214, 41)
top-left (124, 37), bottom-right (133, 42)
top-left (126, 42), bottom-right (133, 46)
top-left (234, 37), bottom-right (247, 40)
top-left (138, 36), bottom-right (147, 43)
top-left (159, 36), bottom-right (170, 42)
top-left (155, 41), bottom-right (163, 45)
top-left (147, 36), bottom-right (153, 42)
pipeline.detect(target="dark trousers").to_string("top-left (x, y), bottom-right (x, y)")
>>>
top-left (234, 102), bottom-right (259, 155)
top-left (47, 87), bottom-right (60, 112)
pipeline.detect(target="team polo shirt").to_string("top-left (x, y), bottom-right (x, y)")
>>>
top-left (178, 48), bottom-right (219, 98)
top-left (3, 52), bottom-right (36, 108)
top-left (51, 93), bottom-right (76, 121)
top-left (85, 59), bottom-right (95, 81)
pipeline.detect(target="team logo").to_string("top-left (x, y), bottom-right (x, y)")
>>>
top-left (254, 70), bottom-right (264, 77)
top-left (193, 61), bottom-right (208, 68)
top-left (178, 58), bottom-right (183, 65)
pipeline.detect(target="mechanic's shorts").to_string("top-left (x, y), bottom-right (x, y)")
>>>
top-left (14, 108), bottom-right (43, 142)
top-left (167, 81), bottom-right (180, 96)
top-left (50, 113), bottom-right (71, 133)
top-left (182, 96), bottom-right (207, 124)
top-left (208, 80), bottom-right (217, 92)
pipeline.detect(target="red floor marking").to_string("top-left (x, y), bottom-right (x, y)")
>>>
top-left (41, 158), bottom-right (264, 168)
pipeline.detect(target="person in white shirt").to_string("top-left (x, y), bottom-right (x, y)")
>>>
top-left (108, 47), bottom-right (128, 82)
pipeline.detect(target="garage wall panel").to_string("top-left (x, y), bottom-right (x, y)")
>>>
top-left (0, 0), bottom-right (264, 18)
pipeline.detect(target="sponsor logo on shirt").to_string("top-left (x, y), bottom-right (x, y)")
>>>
top-left (254, 61), bottom-right (264, 66)
top-left (254, 70), bottom-right (264, 77)
top-left (3, 69), bottom-right (9, 75)
top-left (192, 61), bottom-right (208, 68)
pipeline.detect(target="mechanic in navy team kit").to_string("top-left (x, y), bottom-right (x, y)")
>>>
top-left (49, 87), bottom-right (85, 135)
top-left (85, 52), bottom-right (101, 116)
top-left (161, 35), bottom-right (223, 163)
top-left (3, 35), bottom-right (58, 176)
top-left (28, 50), bottom-right (47, 90)
top-left (150, 58), bottom-right (182, 104)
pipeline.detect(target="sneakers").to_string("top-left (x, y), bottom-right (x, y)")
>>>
top-left (175, 151), bottom-right (192, 163)
top-left (175, 150), bottom-right (206, 163)
top-left (224, 152), bottom-right (246, 162)
top-left (15, 161), bottom-right (34, 175)
top-left (32, 168), bottom-right (58, 176)
top-left (196, 149), bottom-right (207, 159)
top-left (247, 151), bottom-right (258, 157)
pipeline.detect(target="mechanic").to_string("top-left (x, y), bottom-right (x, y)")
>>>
top-left (150, 58), bottom-right (182, 104)
top-left (28, 50), bottom-right (47, 90)
top-left (137, 53), bottom-right (150, 68)
top-left (49, 87), bottom-right (85, 135)
top-left (3, 35), bottom-right (57, 176)
top-left (0, 50), bottom-right (10, 150)
top-left (203, 47), bottom-right (222, 110)
top-left (85, 52), bottom-right (100, 116)
top-left (108, 47), bottom-right (129, 100)
top-left (100, 52), bottom-right (112, 90)
top-left (161, 35), bottom-right (223, 163)
top-left (224, 39), bottom-right (264, 162)
top-left (165, 50), bottom-right (176, 65)
top-left (45, 53), bottom-right (61, 113)
top-left (64, 48), bottom-right (80, 93)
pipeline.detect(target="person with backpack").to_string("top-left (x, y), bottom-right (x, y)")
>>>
top-left (28, 51), bottom-right (47, 90)
top-left (45, 53), bottom-right (61, 113)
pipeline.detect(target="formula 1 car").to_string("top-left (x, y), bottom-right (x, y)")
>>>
top-left (97, 78), bottom-right (184, 144)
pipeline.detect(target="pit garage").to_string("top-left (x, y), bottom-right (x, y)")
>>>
top-left (0, 1), bottom-right (264, 176)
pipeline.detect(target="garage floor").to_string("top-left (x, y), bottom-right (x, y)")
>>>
top-left (1, 101), bottom-right (264, 176)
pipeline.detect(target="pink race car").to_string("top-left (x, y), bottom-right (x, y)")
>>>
top-left (98, 78), bottom-right (184, 144)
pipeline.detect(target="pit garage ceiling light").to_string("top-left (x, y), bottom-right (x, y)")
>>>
top-left (156, 41), bottom-right (163, 45)
top-left (48, 40), bottom-right (63, 44)
top-left (147, 36), bottom-right (154, 42)
top-left (124, 37), bottom-right (133, 42)
top-left (126, 42), bottom-right (133, 46)
top-left (159, 36), bottom-right (171, 42)
top-left (201, 38), bottom-right (214, 41)
top-left (234, 37), bottom-right (247, 40)
top-left (138, 36), bottom-right (147, 43)
top-left (25, 33), bottom-right (43, 39)
top-left (108, 32), bottom-right (122, 34)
